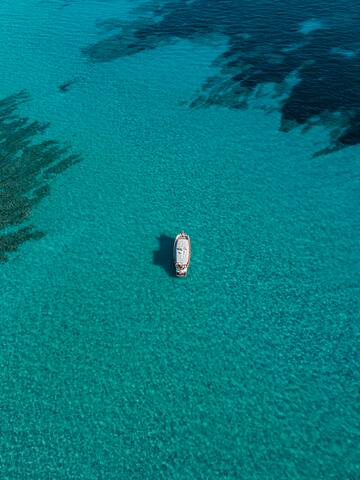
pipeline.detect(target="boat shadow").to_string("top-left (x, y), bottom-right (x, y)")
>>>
top-left (153, 234), bottom-right (175, 277)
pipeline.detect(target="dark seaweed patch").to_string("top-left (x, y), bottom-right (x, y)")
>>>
top-left (82, 0), bottom-right (360, 153)
top-left (0, 91), bottom-right (80, 262)
top-left (58, 78), bottom-right (77, 93)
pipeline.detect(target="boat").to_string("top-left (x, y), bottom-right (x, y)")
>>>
top-left (173, 231), bottom-right (191, 277)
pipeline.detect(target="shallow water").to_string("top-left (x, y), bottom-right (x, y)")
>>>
top-left (0, 1), bottom-right (359, 478)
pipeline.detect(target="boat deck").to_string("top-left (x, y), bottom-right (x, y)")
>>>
top-left (175, 237), bottom-right (190, 265)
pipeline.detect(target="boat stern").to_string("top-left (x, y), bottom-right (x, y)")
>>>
top-left (175, 264), bottom-right (188, 277)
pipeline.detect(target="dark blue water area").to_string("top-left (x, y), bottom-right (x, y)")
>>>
top-left (0, 92), bottom-right (80, 262)
top-left (83, 0), bottom-right (360, 154)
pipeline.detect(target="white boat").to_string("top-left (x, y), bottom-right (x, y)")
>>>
top-left (173, 231), bottom-right (191, 277)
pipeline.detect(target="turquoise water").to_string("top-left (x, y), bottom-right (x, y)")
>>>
top-left (1, 1), bottom-right (359, 478)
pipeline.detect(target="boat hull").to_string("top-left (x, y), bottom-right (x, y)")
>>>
top-left (173, 232), bottom-right (191, 277)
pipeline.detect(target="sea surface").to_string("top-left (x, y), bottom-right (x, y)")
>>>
top-left (0, 0), bottom-right (359, 478)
